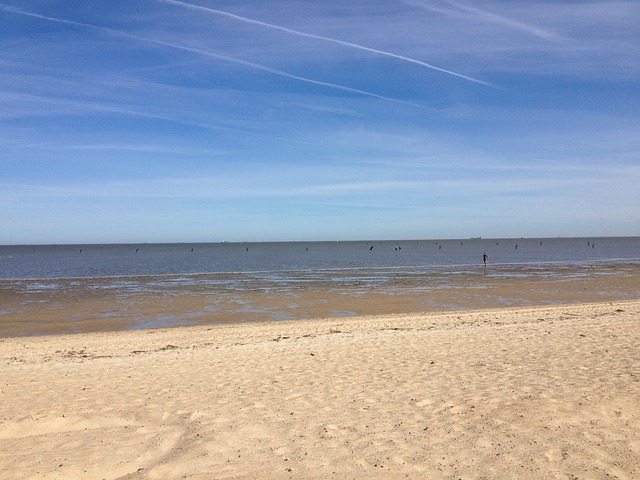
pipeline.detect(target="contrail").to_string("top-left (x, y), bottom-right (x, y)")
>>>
top-left (0, 3), bottom-right (94, 29)
top-left (159, 0), bottom-right (492, 87)
top-left (403, 0), bottom-right (565, 43)
top-left (0, 3), bottom-right (429, 108)
top-left (130, 37), bottom-right (430, 109)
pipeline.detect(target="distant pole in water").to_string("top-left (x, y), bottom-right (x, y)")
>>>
top-left (369, 245), bottom-right (374, 251)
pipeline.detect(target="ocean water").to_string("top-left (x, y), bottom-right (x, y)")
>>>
top-left (2, 237), bottom-right (639, 335)
top-left (1, 237), bottom-right (639, 280)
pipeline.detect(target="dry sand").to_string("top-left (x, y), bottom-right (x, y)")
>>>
top-left (1, 300), bottom-right (639, 479)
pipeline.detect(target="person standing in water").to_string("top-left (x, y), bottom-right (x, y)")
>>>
top-left (483, 253), bottom-right (488, 266)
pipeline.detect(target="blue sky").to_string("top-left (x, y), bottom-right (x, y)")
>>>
top-left (1, 0), bottom-right (639, 244)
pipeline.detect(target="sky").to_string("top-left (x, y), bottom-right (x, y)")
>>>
top-left (1, 0), bottom-right (639, 244)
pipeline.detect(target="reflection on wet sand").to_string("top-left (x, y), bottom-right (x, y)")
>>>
top-left (1, 263), bottom-right (639, 337)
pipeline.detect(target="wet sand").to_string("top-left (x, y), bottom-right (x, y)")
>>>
top-left (1, 301), bottom-right (639, 479)
top-left (1, 263), bottom-right (639, 337)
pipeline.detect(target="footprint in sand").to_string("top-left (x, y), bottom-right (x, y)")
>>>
top-left (544, 448), bottom-right (566, 462)
top-left (0, 412), bottom-right (187, 479)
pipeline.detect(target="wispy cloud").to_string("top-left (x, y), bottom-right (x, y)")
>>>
top-left (390, 0), bottom-right (640, 81)
top-left (0, 169), bottom-right (607, 202)
top-left (159, 0), bottom-right (493, 87)
top-left (16, 142), bottom-right (229, 157)
top-left (138, 38), bottom-right (431, 109)
top-left (402, 0), bottom-right (566, 42)
top-left (0, 89), bottom-right (319, 145)
top-left (0, 3), bottom-right (429, 109)
top-left (448, 0), bottom-right (566, 42)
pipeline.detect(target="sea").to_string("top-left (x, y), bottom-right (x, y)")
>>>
top-left (2, 237), bottom-right (639, 335)
top-left (1, 237), bottom-right (639, 281)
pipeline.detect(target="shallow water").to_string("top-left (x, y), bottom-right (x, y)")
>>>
top-left (1, 238), bottom-right (639, 336)
top-left (1, 237), bottom-right (639, 280)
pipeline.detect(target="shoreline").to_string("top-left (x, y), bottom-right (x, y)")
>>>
top-left (1, 262), bottom-right (640, 337)
top-left (3, 298), bottom-right (640, 351)
top-left (1, 301), bottom-right (639, 479)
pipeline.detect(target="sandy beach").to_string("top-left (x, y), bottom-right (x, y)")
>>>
top-left (1, 299), bottom-right (639, 479)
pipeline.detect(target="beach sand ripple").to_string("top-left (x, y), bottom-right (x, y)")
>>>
top-left (1, 301), bottom-right (639, 479)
